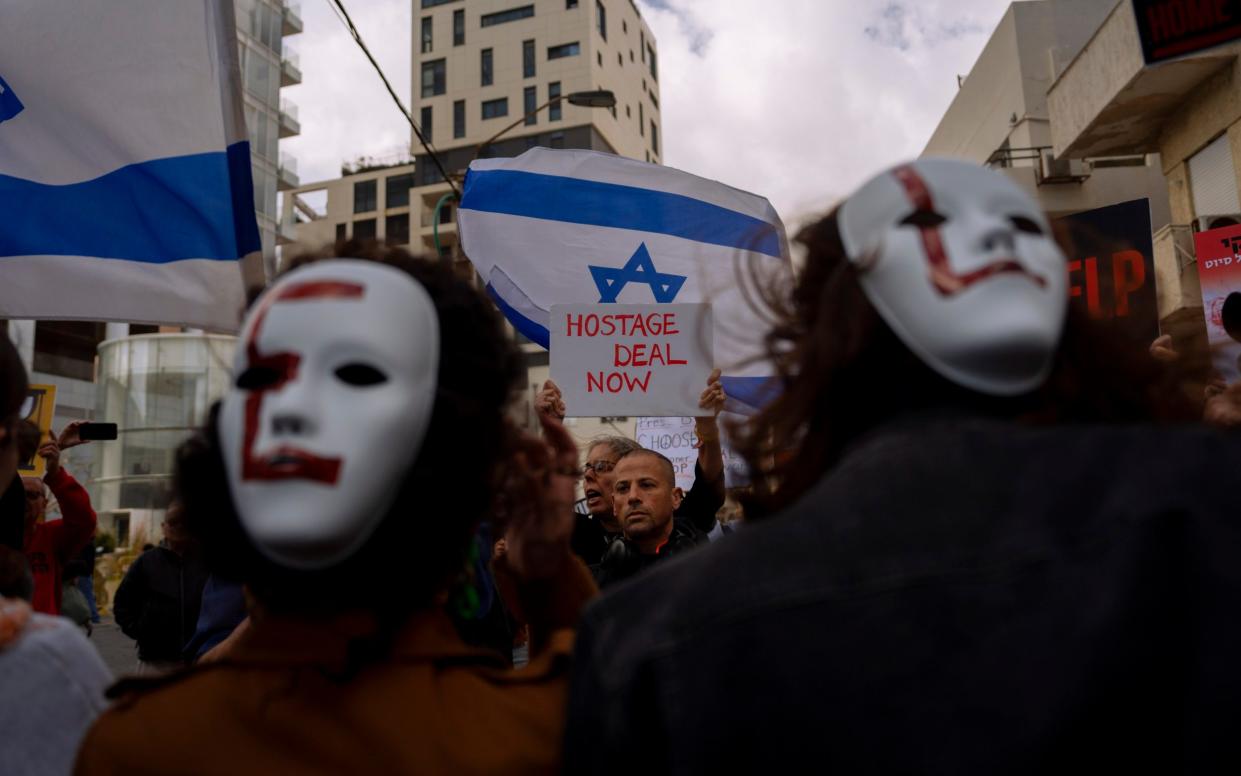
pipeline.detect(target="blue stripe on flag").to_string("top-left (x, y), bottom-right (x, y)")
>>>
top-left (486, 282), bottom-right (551, 348)
top-left (463, 169), bottom-right (784, 259)
top-left (720, 376), bottom-right (781, 410)
top-left (0, 142), bottom-right (262, 262)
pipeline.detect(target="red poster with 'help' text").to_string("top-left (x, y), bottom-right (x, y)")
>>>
top-left (1195, 223), bottom-right (1241, 383)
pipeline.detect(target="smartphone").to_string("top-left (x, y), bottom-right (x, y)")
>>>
top-left (78, 422), bottom-right (118, 441)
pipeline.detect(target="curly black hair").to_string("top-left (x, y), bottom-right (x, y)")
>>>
top-left (174, 240), bottom-right (524, 616)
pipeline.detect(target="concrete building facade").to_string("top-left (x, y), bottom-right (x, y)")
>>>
top-left (1047, 0), bottom-right (1241, 343)
top-left (923, 0), bottom-right (1172, 227)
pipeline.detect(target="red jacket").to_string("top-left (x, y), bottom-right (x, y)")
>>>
top-left (24, 468), bottom-right (97, 615)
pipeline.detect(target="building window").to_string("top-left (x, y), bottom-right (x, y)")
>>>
top-left (453, 9), bottom-right (465, 45)
top-left (567, 0), bottom-right (579, 7)
top-left (453, 99), bottom-right (466, 139)
top-left (420, 105), bottom-right (433, 144)
top-left (354, 179), bottom-right (377, 213)
top-left (550, 131), bottom-right (565, 149)
top-left (353, 218), bottom-right (377, 240)
top-left (523, 39), bottom-right (536, 78)
top-left (421, 59), bottom-right (445, 97)
top-left (422, 0), bottom-right (461, 7)
top-left (630, 49), bottom-right (634, 62)
top-left (639, 101), bottom-right (644, 135)
top-left (481, 48), bottom-right (493, 86)
top-left (618, 52), bottom-right (623, 66)
top-left (597, 1), bottom-right (607, 40)
top-left (421, 16), bottom-right (433, 53)
top-left (548, 42), bottom-right (580, 60)
top-left (640, 31), bottom-right (645, 60)
top-left (33, 322), bottom-right (104, 381)
top-left (625, 104), bottom-right (630, 117)
top-left (439, 203), bottom-right (454, 224)
top-left (648, 44), bottom-right (657, 80)
top-left (385, 214), bottom-right (410, 245)
top-left (386, 173), bottom-right (413, 209)
top-left (335, 223), bottom-right (347, 241)
top-left (482, 97), bottom-right (508, 119)
top-left (480, 5), bottom-right (534, 27)
top-left (610, 104), bottom-right (616, 119)
top-left (623, 20), bottom-right (628, 34)
top-left (650, 120), bottom-right (658, 155)
top-left (524, 86), bottom-right (537, 125)
top-left (649, 91), bottom-right (659, 109)
top-left (548, 82), bottom-right (562, 121)
top-left (597, 51), bottom-right (603, 66)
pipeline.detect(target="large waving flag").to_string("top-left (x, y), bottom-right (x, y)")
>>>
top-left (0, 0), bottom-right (261, 332)
top-left (459, 148), bottom-right (791, 409)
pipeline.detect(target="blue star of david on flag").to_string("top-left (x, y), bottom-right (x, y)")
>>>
top-left (0, 74), bottom-right (24, 123)
top-left (589, 243), bottom-right (687, 303)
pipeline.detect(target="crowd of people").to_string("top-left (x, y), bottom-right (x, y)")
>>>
top-left (1, 159), bottom-right (1240, 773)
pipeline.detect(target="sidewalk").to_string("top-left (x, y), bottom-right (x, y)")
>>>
top-left (88, 615), bottom-right (137, 678)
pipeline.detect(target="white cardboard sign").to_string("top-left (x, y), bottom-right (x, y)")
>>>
top-left (551, 303), bottom-right (712, 417)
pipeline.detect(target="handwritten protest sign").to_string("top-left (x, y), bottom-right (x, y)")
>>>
top-left (551, 303), bottom-right (713, 417)
top-left (1195, 223), bottom-right (1241, 383)
top-left (636, 414), bottom-right (750, 491)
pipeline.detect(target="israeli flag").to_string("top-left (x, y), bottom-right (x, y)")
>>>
top-left (459, 148), bottom-right (791, 410)
top-left (0, 1), bottom-right (261, 332)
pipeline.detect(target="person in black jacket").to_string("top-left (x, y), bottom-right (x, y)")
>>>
top-left (540, 373), bottom-right (727, 569)
top-left (113, 501), bottom-right (208, 673)
top-left (593, 449), bottom-right (709, 588)
top-left (564, 160), bottom-right (1239, 774)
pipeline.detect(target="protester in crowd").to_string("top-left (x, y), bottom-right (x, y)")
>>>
top-left (76, 242), bottom-right (595, 774)
top-left (21, 423), bottom-right (98, 616)
top-left (113, 501), bottom-right (209, 673)
top-left (594, 449), bottom-right (710, 588)
top-left (564, 159), bottom-right (1237, 773)
top-left (183, 575), bottom-right (248, 661)
top-left (1, 420), bottom-right (44, 555)
top-left (540, 372), bottom-right (727, 568)
top-left (63, 539), bottom-right (101, 626)
top-left (0, 333), bottom-right (112, 776)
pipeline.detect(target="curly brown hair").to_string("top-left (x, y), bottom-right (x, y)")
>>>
top-left (175, 240), bottom-right (524, 616)
top-left (731, 209), bottom-right (1198, 518)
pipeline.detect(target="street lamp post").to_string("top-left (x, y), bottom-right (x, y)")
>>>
top-left (433, 89), bottom-right (617, 261)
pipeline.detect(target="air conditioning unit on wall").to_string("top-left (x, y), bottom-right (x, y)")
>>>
top-left (1039, 150), bottom-right (1089, 184)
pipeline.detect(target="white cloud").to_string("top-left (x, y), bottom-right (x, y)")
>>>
top-left (282, 0), bottom-right (1011, 233)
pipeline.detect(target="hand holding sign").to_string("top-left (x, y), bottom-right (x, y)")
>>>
top-left (37, 434), bottom-right (61, 478)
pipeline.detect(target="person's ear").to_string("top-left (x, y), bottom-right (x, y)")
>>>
top-left (671, 486), bottom-right (684, 510)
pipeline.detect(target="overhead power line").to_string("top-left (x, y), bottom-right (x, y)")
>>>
top-left (325, 0), bottom-right (460, 197)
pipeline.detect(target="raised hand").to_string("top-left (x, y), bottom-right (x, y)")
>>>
top-left (534, 379), bottom-right (566, 422)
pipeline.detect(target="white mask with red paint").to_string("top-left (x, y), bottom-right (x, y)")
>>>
top-left (218, 260), bottom-right (439, 570)
top-left (838, 158), bottom-right (1068, 396)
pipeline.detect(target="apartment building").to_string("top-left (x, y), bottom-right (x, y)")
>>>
top-left (282, 0), bottom-right (662, 442)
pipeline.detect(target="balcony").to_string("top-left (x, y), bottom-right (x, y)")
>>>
top-left (278, 100), bottom-right (300, 138)
top-left (282, 2), bottom-right (303, 36)
top-left (1048, 0), bottom-right (1236, 158)
top-left (280, 51), bottom-right (301, 87)
top-left (277, 154), bottom-right (299, 191)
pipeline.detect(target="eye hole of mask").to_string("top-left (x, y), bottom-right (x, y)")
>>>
top-left (335, 363), bottom-right (388, 387)
top-left (1009, 215), bottom-right (1044, 235)
top-left (899, 209), bottom-right (947, 229)
top-left (235, 366), bottom-right (282, 390)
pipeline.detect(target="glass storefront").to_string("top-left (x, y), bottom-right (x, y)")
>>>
top-left (92, 334), bottom-right (236, 545)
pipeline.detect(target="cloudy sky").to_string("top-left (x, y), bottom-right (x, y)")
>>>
top-left (282, 0), bottom-right (1011, 231)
